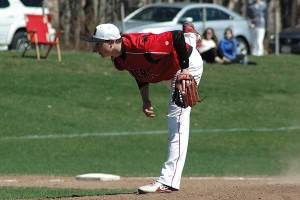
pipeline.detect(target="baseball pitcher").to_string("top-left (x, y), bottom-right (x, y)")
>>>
top-left (85, 23), bottom-right (203, 193)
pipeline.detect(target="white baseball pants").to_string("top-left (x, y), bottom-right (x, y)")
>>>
top-left (158, 43), bottom-right (203, 189)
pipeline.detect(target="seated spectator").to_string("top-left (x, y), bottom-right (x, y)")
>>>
top-left (218, 27), bottom-right (256, 65)
top-left (197, 28), bottom-right (223, 63)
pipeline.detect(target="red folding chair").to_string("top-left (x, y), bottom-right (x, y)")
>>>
top-left (22, 14), bottom-right (63, 62)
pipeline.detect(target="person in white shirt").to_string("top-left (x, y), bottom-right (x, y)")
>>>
top-left (197, 28), bottom-right (224, 63)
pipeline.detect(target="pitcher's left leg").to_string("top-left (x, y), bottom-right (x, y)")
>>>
top-left (158, 104), bottom-right (191, 189)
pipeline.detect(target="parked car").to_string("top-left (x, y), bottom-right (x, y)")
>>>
top-left (269, 23), bottom-right (300, 54)
top-left (0, 0), bottom-right (52, 50)
top-left (115, 3), bottom-right (252, 54)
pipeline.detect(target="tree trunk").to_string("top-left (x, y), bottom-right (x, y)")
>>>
top-left (290, 0), bottom-right (297, 28)
top-left (98, 0), bottom-right (106, 23)
top-left (71, 1), bottom-right (84, 49)
top-left (59, 0), bottom-right (72, 47)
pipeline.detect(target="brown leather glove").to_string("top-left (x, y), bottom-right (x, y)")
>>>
top-left (172, 74), bottom-right (200, 108)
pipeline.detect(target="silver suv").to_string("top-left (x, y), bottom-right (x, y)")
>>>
top-left (0, 0), bottom-right (51, 50)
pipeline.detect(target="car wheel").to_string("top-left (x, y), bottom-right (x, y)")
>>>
top-left (236, 37), bottom-right (249, 55)
top-left (10, 31), bottom-right (29, 51)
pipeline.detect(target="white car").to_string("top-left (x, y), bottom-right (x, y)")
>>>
top-left (0, 0), bottom-right (52, 50)
top-left (115, 3), bottom-right (251, 54)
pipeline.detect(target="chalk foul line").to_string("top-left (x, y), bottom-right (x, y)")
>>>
top-left (1, 126), bottom-right (300, 140)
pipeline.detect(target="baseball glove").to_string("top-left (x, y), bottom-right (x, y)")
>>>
top-left (172, 74), bottom-right (200, 108)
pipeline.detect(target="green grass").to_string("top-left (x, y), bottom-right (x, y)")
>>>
top-left (0, 50), bottom-right (299, 198)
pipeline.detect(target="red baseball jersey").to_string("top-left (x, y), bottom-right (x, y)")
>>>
top-left (112, 31), bottom-right (192, 84)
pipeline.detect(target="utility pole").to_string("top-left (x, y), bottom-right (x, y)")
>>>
top-left (121, 0), bottom-right (126, 33)
top-left (275, 0), bottom-right (280, 55)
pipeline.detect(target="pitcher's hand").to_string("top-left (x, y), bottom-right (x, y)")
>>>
top-left (143, 102), bottom-right (155, 117)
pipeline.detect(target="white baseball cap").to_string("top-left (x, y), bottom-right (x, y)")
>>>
top-left (85, 23), bottom-right (121, 42)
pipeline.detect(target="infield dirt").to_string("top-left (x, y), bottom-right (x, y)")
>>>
top-left (1, 175), bottom-right (300, 200)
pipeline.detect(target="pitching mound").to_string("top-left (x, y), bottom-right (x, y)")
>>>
top-left (1, 175), bottom-right (300, 199)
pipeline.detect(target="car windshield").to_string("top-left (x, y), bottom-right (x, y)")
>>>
top-left (130, 7), bottom-right (181, 22)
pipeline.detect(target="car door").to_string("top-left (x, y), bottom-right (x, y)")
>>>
top-left (0, 0), bottom-right (14, 45)
top-left (204, 7), bottom-right (234, 41)
top-left (179, 6), bottom-right (234, 41)
top-left (179, 7), bottom-right (204, 34)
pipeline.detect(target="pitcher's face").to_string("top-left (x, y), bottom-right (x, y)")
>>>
top-left (93, 41), bottom-right (113, 58)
